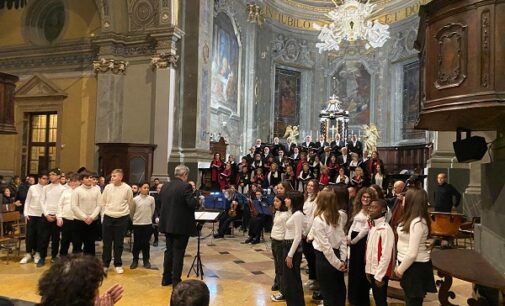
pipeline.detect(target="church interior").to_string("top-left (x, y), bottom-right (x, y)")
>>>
top-left (1, 0), bottom-right (505, 305)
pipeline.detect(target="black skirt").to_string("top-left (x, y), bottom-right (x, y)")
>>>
top-left (400, 260), bottom-right (437, 298)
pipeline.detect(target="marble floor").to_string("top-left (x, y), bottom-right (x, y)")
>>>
top-left (0, 224), bottom-right (474, 306)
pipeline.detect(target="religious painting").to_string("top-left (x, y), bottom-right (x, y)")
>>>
top-left (274, 67), bottom-right (301, 137)
top-left (402, 61), bottom-right (424, 139)
top-left (331, 61), bottom-right (371, 126)
top-left (211, 13), bottom-right (239, 113)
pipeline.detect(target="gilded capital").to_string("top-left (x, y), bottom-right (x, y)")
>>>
top-left (92, 58), bottom-right (128, 74)
top-left (151, 53), bottom-right (179, 70)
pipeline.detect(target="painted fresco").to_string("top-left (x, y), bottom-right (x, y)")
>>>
top-left (402, 61), bottom-right (423, 139)
top-left (331, 61), bottom-right (371, 126)
top-left (211, 13), bottom-right (239, 113)
top-left (274, 67), bottom-right (301, 137)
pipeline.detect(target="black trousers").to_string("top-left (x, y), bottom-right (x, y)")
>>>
top-left (369, 275), bottom-right (389, 306)
top-left (217, 213), bottom-right (240, 236)
top-left (74, 219), bottom-right (99, 255)
top-left (151, 224), bottom-right (159, 242)
top-left (283, 241), bottom-right (305, 306)
top-left (132, 224), bottom-right (151, 261)
top-left (59, 218), bottom-right (75, 256)
top-left (405, 297), bottom-right (423, 306)
top-left (271, 239), bottom-right (285, 295)
top-left (348, 231), bottom-right (370, 306)
top-left (162, 233), bottom-right (190, 287)
top-left (315, 249), bottom-right (346, 306)
top-left (102, 215), bottom-right (129, 267)
top-left (26, 216), bottom-right (42, 254)
top-left (302, 238), bottom-right (317, 280)
top-left (38, 217), bottom-right (60, 259)
top-left (248, 214), bottom-right (266, 240)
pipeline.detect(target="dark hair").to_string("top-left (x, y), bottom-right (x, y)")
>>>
top-left (276, 181), bottom-right (293, 194)
top-left (38, 255), bottom-right (105, 306)
top-left (67, 172), bottom-right (80, 182)
top-left (48, 168), bottom-right (61, 176)
top-left (170, 280), bottom-right (210, 306)
top-left (331, 183), bottom-right (349, 211)
top-left (79, 171), bottom-right (92, 180)
top-left (286, 191), bottom-right (304, 214)
top-left (37, 172), bottom-right (48, 179)
top-left (274, 194), bottom-right (288, 212)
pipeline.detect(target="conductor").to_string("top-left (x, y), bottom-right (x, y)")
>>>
top-left (159, 165), bottom-right (198, 287)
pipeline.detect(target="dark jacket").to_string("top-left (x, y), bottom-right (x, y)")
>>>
top-left (158, 178), bottom-right (198, 236)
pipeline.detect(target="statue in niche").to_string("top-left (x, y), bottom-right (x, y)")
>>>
top-left (362, 123), bottom-right (380, 153)
top-left (283, 125), bottom-right (300, 145)
top-left (299, 40), bottom-right (314, 65)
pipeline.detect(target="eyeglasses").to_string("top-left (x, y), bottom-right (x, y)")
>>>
top-left (362, 195), bottom-right (371, 199)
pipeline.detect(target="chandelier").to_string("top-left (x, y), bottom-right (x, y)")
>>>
top-left (314, 0), bottom-right (390, 53)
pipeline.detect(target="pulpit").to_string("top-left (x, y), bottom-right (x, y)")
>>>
top-left (416, 0), bottom-right (505, 131)
top-left (96, 143), bottom-right (156, 184)
top-left (0, 72), bottom-right (18, 134)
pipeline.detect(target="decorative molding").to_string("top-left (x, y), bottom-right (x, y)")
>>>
top-left (390, 27), bottom-right (418, 62)
top-left (127, 0), bottom-right (157, 32)
top-left (246, 3), bottom-right (264, 26)
top-left (0, 40), bottom-right (96, 73)
top-left (435, 23), bottom-right (467, 89)
top-left (271, 34), bottom-right (314, 67)
top-left (15, 74), bottom-right (68, 100)
top-left (92, 58), bottom-right (128, 74)
top-left (481, 9), bottom-right (490, 88)
top-left (151, 53), bottom-right (179, 70)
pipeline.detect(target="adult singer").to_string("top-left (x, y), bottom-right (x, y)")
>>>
top-left (159, 165), bottom-right (198, 287)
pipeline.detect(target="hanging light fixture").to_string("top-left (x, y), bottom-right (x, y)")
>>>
top-left (314, 0), bottom-right (389, 53)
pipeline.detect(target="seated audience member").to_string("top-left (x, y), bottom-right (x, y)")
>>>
top-left (170, 279), bottom-right (210, 306)
top-left (38, 254), bottom-right (123, 306)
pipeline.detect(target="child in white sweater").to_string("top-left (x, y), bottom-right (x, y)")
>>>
top-left (130, 182), bottom-right (155, 269)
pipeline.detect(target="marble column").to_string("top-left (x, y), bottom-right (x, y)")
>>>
top-left (150, 32), bottom-right (182, 182)
top-left (93, 58), bottom-right (128, 143)
top-left (242, 22), bottom-right (257, 153)
top-left (475, 128), bottom-right (505, 273)
top-left (152, 54), bottom-right (177, 182)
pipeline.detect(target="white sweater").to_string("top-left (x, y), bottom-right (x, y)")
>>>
top-left (309, 212), bottom-right (347, 269)
top-left (365, 216), bottom-right (395, 281)
top-left (396, 217), bottom-right (431, 275)
top-left (72, 185), bottom-right (102, 221)
top-left (131, 194), bottom-right (155, 225)
top-left (271, 210), bottom-right (291, 241)
top-left (284, 210), bottom-right (304, 257)
top-left (41, 183), bottom-right (67, 215)
top-left (57, 188), bottom-right (75, 220)
top-left (23, 184), bottom-right (44, 217)
top-left (100, 183), bottom-right (134, 218)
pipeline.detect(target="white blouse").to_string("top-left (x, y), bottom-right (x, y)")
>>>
top-left (347, 209), bottom-right (370, 244)
top-left (284, 210), bottom-right (304, 257)
top-left (396, 217), bottom-right (431, 274)
top-left (309, 212), bottom-right (347, 269)
top-left (271, 210), bottom-right (291, 241)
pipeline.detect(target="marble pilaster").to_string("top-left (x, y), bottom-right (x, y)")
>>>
top-left (95, 69), bottom-right (126, 143)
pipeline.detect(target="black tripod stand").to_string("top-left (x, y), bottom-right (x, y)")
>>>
top-left (187, 222), bottom-right (204, 279)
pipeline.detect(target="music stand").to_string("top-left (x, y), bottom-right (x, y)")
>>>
top-left (188, 211), bottom-right (220, 279)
